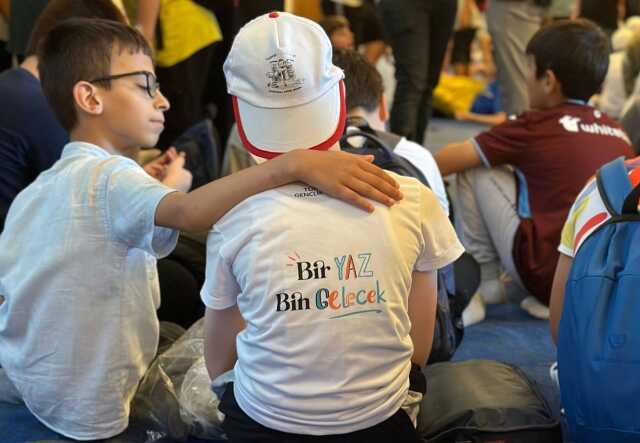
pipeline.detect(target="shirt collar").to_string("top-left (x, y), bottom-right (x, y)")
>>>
top-left (61, 141), bottom-right (119, 160)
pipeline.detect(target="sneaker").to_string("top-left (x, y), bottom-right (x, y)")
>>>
top-left (462, 293), bottom-right (486, 327)
top-left (520, 295), bottom-right (550, 319)
top-left (477, 278), bottom-right (507, 304)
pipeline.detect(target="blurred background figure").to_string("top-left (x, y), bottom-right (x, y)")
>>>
top-left (379, 0), bottom-right (458, 144)
top-left (485, 0), bottom-right (547, 116)
top-left (319, 15), bottom-right (355, 50)
top-left (123, 0), bottom-right (223, 149)
top-left (321, 0), bottom-right (386, 64)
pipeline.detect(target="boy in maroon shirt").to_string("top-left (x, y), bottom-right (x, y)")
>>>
top-left (435, 19), bottom-right (634, 325)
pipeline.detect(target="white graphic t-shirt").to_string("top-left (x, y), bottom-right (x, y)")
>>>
top-left (201, 173), bottom-right (464, 435)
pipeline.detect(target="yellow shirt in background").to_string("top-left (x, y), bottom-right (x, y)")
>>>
top-left (123, 0), bottom-right (222, 67)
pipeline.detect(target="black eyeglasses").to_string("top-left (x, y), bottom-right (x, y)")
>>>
top-left (89, 70), bottom-right (160, 98)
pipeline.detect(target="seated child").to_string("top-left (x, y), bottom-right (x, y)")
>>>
top-left (434, 19), bottom-right (634, 325)
top-left (201, 11), bottom-right (464, 442)
top-left (0, 18), bottom-right (402, 441)
top-left (319, 14), bottom-right (355, 51)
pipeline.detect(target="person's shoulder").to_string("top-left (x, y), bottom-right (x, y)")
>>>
top-left (0, 68), bottom-right (41, 101)
top-left (392, 172), bottom-right (438, 209)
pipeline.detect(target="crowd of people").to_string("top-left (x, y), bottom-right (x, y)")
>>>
top-left (0, 0), bottom-right (639, 442)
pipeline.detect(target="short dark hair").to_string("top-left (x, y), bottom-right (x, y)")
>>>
top-left (26, 0), bottom-right (126, 56)
top-left (332, 49), bottom-right (383, 113)
top-left (38, 18), bottom-right (152, 131)
top-left (526, 19), bottom-right (610, 101)
top-left (319, 15), bottom-right (350, 39)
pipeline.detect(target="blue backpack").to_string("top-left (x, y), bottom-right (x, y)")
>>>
top-left (558, 156), bottom-right (640, 443)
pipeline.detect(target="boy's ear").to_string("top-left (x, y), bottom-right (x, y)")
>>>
top-left (73, 81), bottom-right (104, 116)
top-left (543, 69), bottom-right (562, 96)
top-left (378, 94), bottom-right (389, 123)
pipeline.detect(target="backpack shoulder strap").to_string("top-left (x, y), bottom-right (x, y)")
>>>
top-left (596, 157), bottom-right (631, 217)
top-left (372, 129), bottom-right (403, 151)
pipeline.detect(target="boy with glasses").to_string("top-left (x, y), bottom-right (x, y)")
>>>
top-left (0, 18), bottom-right (401, 440)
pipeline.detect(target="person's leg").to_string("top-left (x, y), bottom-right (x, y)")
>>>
top-left (486, 1), bottom-right (543, 115)
top-left (380, 0), bottom-right (430, 142)
top-left (415, 0), bottom-right (457, 144)
top-left (454, 166), bottom-right (522, 324)
top-left (156, 257), bottom-right (204, 329)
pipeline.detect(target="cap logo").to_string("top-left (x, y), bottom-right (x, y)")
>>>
top-left (266, 52), bottom-right (304, 94)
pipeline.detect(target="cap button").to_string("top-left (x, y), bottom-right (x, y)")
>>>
top-left (268, 11), bottom-right (279, 18)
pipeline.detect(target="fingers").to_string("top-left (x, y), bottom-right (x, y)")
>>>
top-left (165, 147), bottom-right (179, 161)
top-left (342, 152), bottom-right (401, 190)
top-left (346, 174), bottom-right (397, 208)
top-left (335, 187), bottom-right (375, 213)
top-left (353, 166), bottom-right (403, 201)
top-left (169, 152), bottom-right (186, 169)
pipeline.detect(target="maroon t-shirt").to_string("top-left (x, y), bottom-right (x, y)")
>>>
top-left (474, 103), bottom-right (633, 303)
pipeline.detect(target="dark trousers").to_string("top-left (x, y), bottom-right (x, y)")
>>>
top-left (379, 0), bottom-right (457, 144)
top-left (219, 383), bottom-right (421, 443)
top-left (156, 44), bottom-right (216, 149)
top-left (157, 233), bottom-right (207, 328)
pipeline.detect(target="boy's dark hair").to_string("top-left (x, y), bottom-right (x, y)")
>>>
top-left (319, 15), bottom-right (350, 39)
top-left (526, 19), bottom-right (610, 101)
top-left (38, 18), bottom-right (152, 131)
top-left (26, 0), bottom-right (126, 56)
top-left (333, 49), bottom-right (383, 113)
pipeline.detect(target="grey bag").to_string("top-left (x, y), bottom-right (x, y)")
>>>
top-left (418, 360), bottom-right (562, 443)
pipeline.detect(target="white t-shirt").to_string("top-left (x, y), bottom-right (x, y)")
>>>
top-left (201, 173), bottom-right (464, 435)
top-left (394, 137), bottom-right (450, 215)
top-left (0, 142), bottom-right (178, 440)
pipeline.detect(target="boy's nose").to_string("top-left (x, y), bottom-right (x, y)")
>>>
top-left (155, 89), bottom-right (170, 112)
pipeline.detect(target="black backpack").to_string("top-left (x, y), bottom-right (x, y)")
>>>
top-left (340, 119), bottom-right (474, 364)
top-left (340, 119), bottom-right (430, 187)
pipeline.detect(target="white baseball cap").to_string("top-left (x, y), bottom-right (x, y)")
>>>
top-left (223, 11), bottom-right (346, 160)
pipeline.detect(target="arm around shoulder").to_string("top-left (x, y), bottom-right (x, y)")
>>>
top-left (154, 149), bottom-right (403, 232)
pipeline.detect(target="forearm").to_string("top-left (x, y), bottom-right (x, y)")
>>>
top-left (136, 0), bottom-right (161, 45)
top-left (434, 140), bottom-right (482, 176)
top-left (204, 306), bottom-right (245, 381)
top-left (550, 254), bottom-right (573, 345)
top-left (458, 111), bottom-right (506, 127)
top-left (408, 271), bottom-right (438, 367)
top-left (571, 0), bottom-right (581, 19)
top-left (159, 153), bottom-right (294, 231)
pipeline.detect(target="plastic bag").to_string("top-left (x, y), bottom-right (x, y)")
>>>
top-left (132, 318), bottom-right (230, 441)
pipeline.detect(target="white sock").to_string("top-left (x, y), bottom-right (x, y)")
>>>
top-left (520, 296), bottom-right (550, 320)
top-left (462, 293), bottom-right (486, 327)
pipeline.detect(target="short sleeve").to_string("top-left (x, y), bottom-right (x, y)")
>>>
top-left (200, 228), bottom-right (241, 310)
top-left (414, 187), bottom-right (465, 272)
top-left (473, 115), bottom-right (531, 167)
top-left (558, 214), bottom-right (576, 258)
top-left (106, 161), bottom-right (178, 257)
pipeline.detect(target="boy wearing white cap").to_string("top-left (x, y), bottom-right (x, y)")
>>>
top-left (201, 11), bottom-right (464, 442)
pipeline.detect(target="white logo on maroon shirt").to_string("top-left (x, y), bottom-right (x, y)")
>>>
top-left (559, 115), bottom-right (581, 132)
